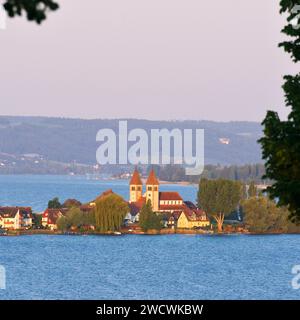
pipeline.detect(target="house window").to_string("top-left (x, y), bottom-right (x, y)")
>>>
top-left (148, 186), bottom-right (152, 191)
top-left (137, 186), bottom-right (141, 191)
top-left (131, 186), bottom-right (135, 191)
top-left (154, 186), bottom-right (158, 191)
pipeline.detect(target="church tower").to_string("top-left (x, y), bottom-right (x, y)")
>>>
top-left (129, 169), bottom-right (143, 203)
top-left (146, 169), bottom-right (160, 211)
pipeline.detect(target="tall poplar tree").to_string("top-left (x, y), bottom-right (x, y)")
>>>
top-left (248, 181), bottom-right (257, 198)
top-left (139, 200), bottom-right (162, 231)
top-left (259, 1), bottom-right (300, 223)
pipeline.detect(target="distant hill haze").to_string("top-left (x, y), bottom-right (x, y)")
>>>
top-left (0, 116), bottom-right (262, 166)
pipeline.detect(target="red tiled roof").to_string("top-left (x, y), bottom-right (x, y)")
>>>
top-left (129, 169), bottom-right (142, 185)
top-left (0, 207), bottom-right (19, 218)
top-left (43, 208), bottom-right (67, 224)
top-left (146, 169), bottom-right (159, 185)
top-left (80, 205), bottom-right (94, 213)
top-left (159, 192), bottom-right (183, 201)
top-left (92, 189), bottom-right (114, 202)
top-left (167, 211), bottom-right (182, 220)
top-left (183, 207), bottom-right (209, 222)
top-left (19, 207), bottom-right (33, 219)
top-left (128, 197), bottom-right (146, 216)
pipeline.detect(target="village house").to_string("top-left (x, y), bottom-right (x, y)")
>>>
top-left (176, 208), bottom-right (210, 229)
top-left (19, 207), bottom-right (33, 229)
top-left (42, 208), bottom-right (68, 230)
top-left (0, 207), bottom-right (33, 230)
top-left (42, 204), bottom-right (96, 231)
top-left (128, 169), bottom-right (210, 229)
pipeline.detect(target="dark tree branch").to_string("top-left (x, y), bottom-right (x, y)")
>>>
top-left (3, 0), bottom-right (59, 24)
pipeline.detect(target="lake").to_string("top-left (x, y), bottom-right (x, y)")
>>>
top-left (0, 234), bottom-right (299, 300)
top-left (0, 175), bottom-right (299, 300)
top-left (0, 175), bottom-right (197, 212)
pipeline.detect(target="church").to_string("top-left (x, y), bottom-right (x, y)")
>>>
top-left (127, 168), bottom-right (210, 229)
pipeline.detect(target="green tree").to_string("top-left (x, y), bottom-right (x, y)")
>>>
top-left (3, 0), bottom-right (59, 24)
top-left (248, 181), bottom-right (257, 198)
top-left (198, 178), bottom-right (243, 232)
top-left (139, 200), bottom-right (162, 231)
top-left (62, 198), bottom-right (82, 209)
top-left (48, 197), bottom-right (62, 209)
top-left (56, 215), bottom-right (69, 231)
top-left (259, 1), bottom-right (300, 223)
top-left (242, 197), bottom-right (290, 233)
top-left (66, 207), bottom-right (85, 228)
top-left (56, 207), bottom-right (95, 231)
top-left (94, 193), bottom-right (128, 232)
top-left (32, 213), bottom-right (42, 229)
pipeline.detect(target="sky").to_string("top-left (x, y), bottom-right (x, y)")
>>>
top-left (0, 0), bottom-right (297, 122)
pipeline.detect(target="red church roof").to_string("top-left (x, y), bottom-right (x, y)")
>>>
top-left (159, 192), bottom-right (183, 201)
top-left (130, 169), bottom-right (142, 185)
top-left (146, 169), bottom-right (159, 185)
top-left (128, 197), bottom-right (145, 216)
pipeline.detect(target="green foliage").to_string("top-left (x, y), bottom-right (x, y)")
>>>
top-left (32, 213), bottom-right (42, 228)
top-left (153, 163), bottom-right (268, 184)
top-left (139, 200), bottom-right (162, 231)
top-left (48, 197), bottom-right (62, 209)
top-left (3, 0), bottom-right (59, 24)
top-left (260, 1), bottom-right (300, 223)
top-left (242, 197), bottom-right (292, 233)
top-left (56, 215), bottom-right (69, 231)
top-left (198, 178), bottom-right (244, 217)
top-left (248, 181), bottom-right (257, 198)
top-left (279, 0), bottom-right (300, 62)
top-left (56, 207), bottom-right (95, 231)
top-left (62, 198), bottom-right (82, 209)
top-left (94, 193), bottom-right (128, 232)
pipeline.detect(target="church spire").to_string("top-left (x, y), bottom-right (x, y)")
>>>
top-left (129, 168), bottom-right (143, 203)
top-left (146, 168), bottom-right (159, 185)
top-left (130, 168), bottom-right (142, 185)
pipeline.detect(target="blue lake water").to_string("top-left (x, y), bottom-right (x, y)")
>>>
top-left (0, 175), bottom-right (299, 300)
top-left (0, 234), bottom-right (299, 300)
top-left (0, 175), bottom-right (197, 212)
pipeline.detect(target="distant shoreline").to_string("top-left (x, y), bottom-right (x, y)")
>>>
top-left (0, 173), bottom-right (195, 185)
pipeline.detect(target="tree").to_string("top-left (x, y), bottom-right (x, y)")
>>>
top-left (198, 178), bottom-right (243, 233)
top-left (139, 200), bottom-right (162, 231)
top-left (48, 197), bottom-right (62, 209)
top-left (94, 193), bottom-right (128, 232)
top-left (259, 1), bottom-right (300, 223)
top-left (32, 213), bottom-right (42, 229)
top-left (242, 197), bottom-right (290, 233)
top-left (62, 198), bottom-right (82, 209)
top-left (248, 181), bottom-right (257, 198)
top-left (56, 215), bottom-right (69, 231)
top-left (3, 0), bottom-right (59, 24)
top-left (56, 207), bottom-right (95, 231)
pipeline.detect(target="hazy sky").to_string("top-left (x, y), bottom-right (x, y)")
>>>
top-left (0, 0), bottom-right (296, 121)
